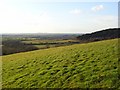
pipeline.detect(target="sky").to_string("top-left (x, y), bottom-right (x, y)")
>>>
top-left (0, 0), bottom-right (118, 33)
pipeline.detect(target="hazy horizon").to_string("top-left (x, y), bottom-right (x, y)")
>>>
top-left (0, 0), bottom-right (118, 33)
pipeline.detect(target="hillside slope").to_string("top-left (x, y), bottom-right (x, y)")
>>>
top-left (77, 28), bottom-right (120, 42)
top-left (2, 39), bottom-right (119, 88)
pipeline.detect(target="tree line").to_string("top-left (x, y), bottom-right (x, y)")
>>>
top-left (2, 40), bottom-right (38, 55)
top-left (76, 28), bottom-right (120, 42)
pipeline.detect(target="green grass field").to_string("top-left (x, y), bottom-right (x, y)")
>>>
top-left (2, 39), bottom-right (119, 88)
top-left (22, 39), bottom-right (80, 50)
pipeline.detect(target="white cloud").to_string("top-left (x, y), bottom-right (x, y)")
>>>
top-left (0, 1), bottom-right (56, 33)
top-left (69, 9), bottom-right (82, 15)
top-left (67, 15), bottom-right (117, 33)
top-left (0, 1), bottom-right (117, 33)
top-left (87, 15), bottom-right (118, 32)
top-left (93, 15), bottom-right (117, 24)
top-left (91, 5), bottom-right (104, 12)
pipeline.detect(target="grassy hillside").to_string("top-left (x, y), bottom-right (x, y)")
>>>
top-left (2, 39), bottom-right (119, 88)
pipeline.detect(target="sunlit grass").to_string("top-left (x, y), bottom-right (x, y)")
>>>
top-left (2, 38), bottom-right (119, 88)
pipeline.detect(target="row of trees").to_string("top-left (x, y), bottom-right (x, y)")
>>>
top-left (2, 40), bottom-right (38, 55)
top-left (2, 39), bottom-right (80, 55)
top-left (77, 28), bottom-right (120, 42)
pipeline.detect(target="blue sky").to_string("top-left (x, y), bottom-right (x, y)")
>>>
top-left (0, 0), bottom-right (118, 33)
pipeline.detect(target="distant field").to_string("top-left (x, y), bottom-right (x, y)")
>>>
top-left (2, 38), bottom-right (80, 55)
top-left (22, 39), bottom-right (80, 49)
top-left (2, 39), bottom-right (119, 88)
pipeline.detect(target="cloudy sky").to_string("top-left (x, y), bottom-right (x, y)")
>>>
top-left (0, 0), bottom-right (118, 33)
